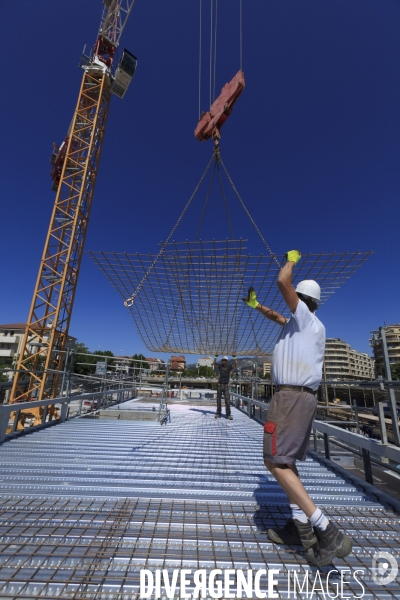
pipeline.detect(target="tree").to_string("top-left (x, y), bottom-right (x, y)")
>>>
top-left (198, 366), bottom-right (215, 378)
top-left (0, 357), bottom-right (16, 381)
top-left (72, 343), bottom-right (117, 376)
top-left (73, 344), bottom-right (115, 375)
top-left (130, 354), bottom-right (149, 371)
top-left (391, 362), bottom-right (400, 381)
top-left (73, 342), bottom-right (93, 375)
top-left (0, 367), bottom-right (10, 382)
top-left (182, 368), bottom-right (197, 377)
top-left (179, 366), bottom-right (215, 378)
top-left (93, 350), bottom-right (115, 369)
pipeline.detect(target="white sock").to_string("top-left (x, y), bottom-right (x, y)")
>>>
top-left (310, 508), bottom-right (329, 531)
top-left (290, 503), bottom-right (308, 524)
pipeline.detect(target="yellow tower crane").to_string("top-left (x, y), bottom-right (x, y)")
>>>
top-left (10, 0), bottom-right (137, 407)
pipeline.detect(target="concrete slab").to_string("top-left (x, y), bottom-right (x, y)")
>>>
top-left (97, 408), bottom-right (160, 421)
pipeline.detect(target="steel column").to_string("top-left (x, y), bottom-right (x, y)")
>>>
top-left (362, 448), bottom-right (374, 484)
top-left (380, 327), bottom-right (400, 446)
top-left (0, 412), bottom-right (8, 443)
top-left (323, 432), bottom-right (330, 460)
top-left (60, 402), bottom-right (68, 423)
top-left (377, 401), bottom-right (388, 446)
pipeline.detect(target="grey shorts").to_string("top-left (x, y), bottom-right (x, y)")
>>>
top-left (263, 390), bottom-right (317, 465)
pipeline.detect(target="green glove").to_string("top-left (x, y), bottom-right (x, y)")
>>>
top-left (214, 355), bottom-right (218, 359)
top-left (242, 287), bottom-right (259, 309)
top-left (285, 250), bottom-right (301, 264)
top-left (232, 355), bottom-right (237, 360)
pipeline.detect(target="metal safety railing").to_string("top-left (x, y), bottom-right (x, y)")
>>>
top-left (0, 386), bottom-right (136, 444)
top-left (231, 392), bottom-right (270, 421)
top-left (310, 419), bottom-right (400, 485)
top-left (230, 391), bottom-right (400, 509)
top-left (319, 377), bottom-right (400, 445)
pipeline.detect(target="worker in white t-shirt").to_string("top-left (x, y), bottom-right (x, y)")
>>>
top-left (242, 250), bottom-right (352, 568)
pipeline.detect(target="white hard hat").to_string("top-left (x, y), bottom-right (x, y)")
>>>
top-left (222, 356), bottom-right (229, 360)
top-left (295, 280), bottom-right (321, 301)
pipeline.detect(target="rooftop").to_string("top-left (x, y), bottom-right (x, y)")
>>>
top-left (0, 324), bottom-right (77, 341)
top-left (0, 323), bottom-right (31, 330)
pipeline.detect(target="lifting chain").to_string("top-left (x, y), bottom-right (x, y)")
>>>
top-left (219, 156), bottom-right (281, 269)
top-left (195, 160), bottom-right (217, 241)
top-left (124, 146), bottom-right (281, 308)
top-left (124, 154), bottom-right (214, 307)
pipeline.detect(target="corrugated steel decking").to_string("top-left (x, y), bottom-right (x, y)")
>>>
top-left (0, 404), bottom-right (398, 598)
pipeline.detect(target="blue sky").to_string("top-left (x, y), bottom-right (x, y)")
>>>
top-left (1, 0), bottom-right (399, 359)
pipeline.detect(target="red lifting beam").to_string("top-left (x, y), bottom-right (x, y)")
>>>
top-left (195, 70), bottom-right (245, 144)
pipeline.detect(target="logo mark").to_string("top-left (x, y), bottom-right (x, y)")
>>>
top-left (371, 551), bottom-right (398, 586)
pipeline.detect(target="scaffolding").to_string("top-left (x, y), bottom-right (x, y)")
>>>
top-left (89, 244), bottom-right (372, 355)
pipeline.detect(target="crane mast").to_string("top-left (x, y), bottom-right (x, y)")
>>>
top-left (10, 0), bottom-right (136, 404)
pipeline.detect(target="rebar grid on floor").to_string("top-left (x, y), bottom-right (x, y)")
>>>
top-left (0, 407), bottom-right (398, 598)
top-left (0, 497), bottom-right (398, 599)
top-left (89, 243), bottom-right (372, 355)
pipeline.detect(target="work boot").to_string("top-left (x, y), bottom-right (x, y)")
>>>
top-left (215, 414), bottom-right (221, 419)
top-left (227, 415), bottom-right (233, 420)
top-left (307, 521), bottom-right (353, 567)
top-left (267, 518), bottom-right (317, 550)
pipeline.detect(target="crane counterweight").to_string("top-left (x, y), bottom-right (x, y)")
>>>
top-left (111, 49), bottom-right (137, 98)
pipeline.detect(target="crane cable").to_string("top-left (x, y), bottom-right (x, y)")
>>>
top-left (213, 0), bottom-right (218, 101)
top-left (209, 0), bottom-right (213, 107)
top-left (199, 0), bottom-right (242, 116)
top-left (194, 159), bottom-right (234, 243)
top-left (240, 0), bottom-right (243, 71)
top-left (195, 160), bottom-right (217, 240)
top-left (216, 161), bottom-right (235, 242)
top-left (199, 0), bottom-right (202, 119)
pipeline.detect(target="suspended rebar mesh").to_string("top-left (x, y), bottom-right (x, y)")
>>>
top-left (89, 243), bottom-right (372, 356)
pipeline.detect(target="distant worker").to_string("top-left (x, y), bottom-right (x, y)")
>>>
top-left (242, 250), bottom-right (352, 567)
top-left (213, 355), bottom-right (238, 420)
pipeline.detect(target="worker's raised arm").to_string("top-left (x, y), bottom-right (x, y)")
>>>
top-left (242, 287), bottom-right (287, 326)
top-left (278, 251), bottom-right (301, 313)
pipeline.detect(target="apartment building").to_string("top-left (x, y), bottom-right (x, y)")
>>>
top-left (197, 356), bottom-right (214, 368)
top-left (145, 357), bottom-right (163, 371)
top-left (114, 356), bottom-right (132, 374)
top-left (170, 356), bottom-right (186, 371)
top-left (0, 324), bottom-right (23, 369)
top-left (370, 324), bottom-right (400, 375)
top-left (0, 323), bottom-right (76, 379)
top-left (324, 338), bottom-right (374, 380)
top-left (263, 361), bottom-right (272, 377)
